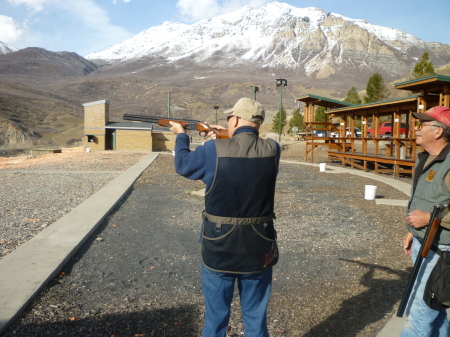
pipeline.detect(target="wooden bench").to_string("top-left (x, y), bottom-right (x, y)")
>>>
top-left (328, 151), bottom-right (415, 177)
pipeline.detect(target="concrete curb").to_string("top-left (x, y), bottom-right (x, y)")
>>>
top-left (0, 152), bottom-right (158, 334)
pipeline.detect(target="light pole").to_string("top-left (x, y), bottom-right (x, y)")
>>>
top-left (167, 91), bottom-right (171, 117)
top-left (276, 79), bottom-right (287, 142)
top-left (251, 86), bottom-right (259, 100)
top-left (214, 105), bottom-right (219, 124)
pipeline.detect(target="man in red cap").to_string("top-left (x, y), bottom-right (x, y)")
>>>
top-left (402, 106), bottom-right (450, 336)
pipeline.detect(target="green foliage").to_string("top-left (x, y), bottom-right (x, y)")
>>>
top-left (314, 106), bottom-right (328, 125)
top-left (343, 86), bottom-right (362, 105)
top-left (363, 73), bottom-right (387, 104)
top-left (413, 52), bottom-right (435, 78)
top-left (271, 106), bottom-right (287, 135)
top-left (289, 108), bottom-right (305, 133)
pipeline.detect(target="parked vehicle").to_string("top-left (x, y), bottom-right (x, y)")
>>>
top-left (313, 130), bottom-right (329, 137)
top-left (367, 122), bottom-right (407, 137)
top-left (330, 127), bottom-right (361, 137)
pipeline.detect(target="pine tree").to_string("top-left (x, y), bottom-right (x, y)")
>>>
top-left (314, 106), bottom-right (328, 125)
top-left (271, 106), bottom-right (287, 136)
top-left (343, 86), bottom-right (362, 105)
top-left (289, 108), bottom-right (305, 133)
top-left (363, 73), bottom-right (387, 104)
top-left (413, 52), bottom-right (435, 78)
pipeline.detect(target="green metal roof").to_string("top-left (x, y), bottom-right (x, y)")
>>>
top-left (325, 94), bottom-right (424, 113)
top-left (296, 94), bottom-right (357, 108)
top-left (395, 74), bottom-right (450, 87)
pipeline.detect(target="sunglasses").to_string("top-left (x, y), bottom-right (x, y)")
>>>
top-left (227, 115), bottom-right (241, 121)
top-left (415, 120), bottom-right (440, 129)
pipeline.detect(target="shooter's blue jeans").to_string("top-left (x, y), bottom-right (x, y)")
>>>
top-left (201, 264), bottom-right (272, 337)
top-left (401, 237), bottom-right (450, 337)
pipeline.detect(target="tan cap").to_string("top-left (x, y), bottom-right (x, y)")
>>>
top-left (224, 97), bottom-right (265, 124)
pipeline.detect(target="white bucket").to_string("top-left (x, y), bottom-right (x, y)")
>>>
top-left (400, 146), bottom-right (406, 159)
top-left (319, 163), bottom-right (326, 172)
top-left (364, 185), bottom-right (377, 200)
top-left (86, 146), bottom-right (90, 153)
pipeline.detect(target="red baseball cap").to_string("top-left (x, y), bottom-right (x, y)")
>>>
top-left (413, 106), bottom-right (450, 127)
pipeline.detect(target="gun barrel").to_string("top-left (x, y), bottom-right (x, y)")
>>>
top-left (123, 114), bottom-right (199, 123)
top-left (123, 114), bottom-right (160, 123)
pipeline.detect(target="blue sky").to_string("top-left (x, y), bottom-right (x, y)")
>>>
top-left (1, 0), bottom-right (449, 57)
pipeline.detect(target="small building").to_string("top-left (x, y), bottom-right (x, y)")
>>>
top-left (83, 100), bottom-right (177, 152)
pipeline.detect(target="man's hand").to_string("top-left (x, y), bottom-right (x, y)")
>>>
top-left (169, 121), bottom-right (187, 135)
top-left (405, 209), bottom-right (430, 229)
top-left (403, 232), bottom-right (413, 256)
top-left (207, 125), bottom-right (225, 140)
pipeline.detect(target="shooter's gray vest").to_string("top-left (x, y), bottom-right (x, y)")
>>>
top-left (408, 144), bottom-right (450, 245)
top-left (202, 130), bottom-right (278, 273)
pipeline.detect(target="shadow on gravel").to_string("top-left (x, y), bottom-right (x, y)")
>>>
top-left (6, 305), bottom-right (200, 337)
top-left (303, 259), bottom-right (409, 337)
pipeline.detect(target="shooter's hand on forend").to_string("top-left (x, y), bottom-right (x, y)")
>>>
top-left (169, 121), bottom-right (187, 135)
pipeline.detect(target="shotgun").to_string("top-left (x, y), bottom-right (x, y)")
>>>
top-left (397, 204), bottom-right (448, 317)
top-left (122, 114), bottom-right (229, 139)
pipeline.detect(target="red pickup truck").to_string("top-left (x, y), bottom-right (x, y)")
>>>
top-left (367, 122), bottom-right (407, 137)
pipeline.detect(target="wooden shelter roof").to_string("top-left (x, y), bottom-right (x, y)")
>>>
top-left (394, 74), bottom-right (450, 93)
top-left (296, 94), bottom-right (356, 109)
top-left (324, 94), bottom-right (423, 114)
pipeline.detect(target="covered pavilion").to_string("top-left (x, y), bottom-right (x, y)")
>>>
top-left (296, 74), bottom-right (450, 177)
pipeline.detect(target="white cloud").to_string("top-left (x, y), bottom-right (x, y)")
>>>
top-left (223, 0), bottom-right (271, 12)
top-left (176, 0), bottom-right (271, 22)
top-left (176, 0), bottom-right (221, 21)
top-left (0, 15), bottom-right (25, 44)
top-left (55, 0), bottom-right (132, 54)
top-left (7, 0), bottom-right (58, 13)
top-left (5, 0), bottom-right (132, 54)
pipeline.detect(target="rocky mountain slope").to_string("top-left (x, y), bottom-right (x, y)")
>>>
top-left (0, 47), bottom-right (98, 78)
top-left (86, 2), bottom-right (450, 82)
top-left (0, 41), bottom-right (18, 55)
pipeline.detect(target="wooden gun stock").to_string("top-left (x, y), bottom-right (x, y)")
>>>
top-left (123, 114), bottom-right (229, 139)
top-left (422, 217), bottom-right (443, 258)
top-left (397, 204), bottom-right (448, 317)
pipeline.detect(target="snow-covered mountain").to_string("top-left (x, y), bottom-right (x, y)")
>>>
top-left (89, 1), bottom-right (450, 80)
top-left (0, 41), bottom-right (18, 55)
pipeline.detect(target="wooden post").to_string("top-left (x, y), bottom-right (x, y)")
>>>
top-left (441, 85), bottom-right (450, 108)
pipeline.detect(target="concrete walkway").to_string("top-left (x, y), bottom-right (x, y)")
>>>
top-left (0, 156), bottom-right (409, 335)
top-left (0, 153), bottom-right (159, 334)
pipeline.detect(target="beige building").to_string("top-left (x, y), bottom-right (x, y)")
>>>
top-left (83, 100), bottom-right (176, 152)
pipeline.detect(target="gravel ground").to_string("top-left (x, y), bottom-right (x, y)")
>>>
top-left (1, 143), bottom-right (413, 336)
top-left (0, 148), bottom-right (149, 259)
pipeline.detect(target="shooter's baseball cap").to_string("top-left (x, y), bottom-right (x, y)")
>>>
top-left (224, 97), bottom-right (265, 124)
top-left (413, 106), bottom-right (450, 127)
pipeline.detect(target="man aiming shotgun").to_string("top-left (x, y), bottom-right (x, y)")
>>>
top-left (168, 97), bottom-right (280, 337)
